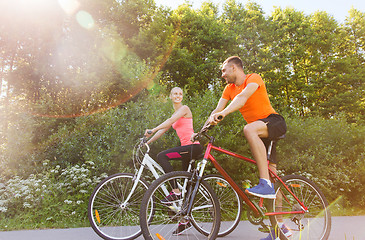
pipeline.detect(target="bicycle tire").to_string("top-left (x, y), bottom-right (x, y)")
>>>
top-left (268, 174), bottom-right (332, 240)
top-left (88, 173), bottom-right (150, 240)
top-left (202, 174), bottom-right (242, 237)
top-left (139, 171), bottom-right (221, 240)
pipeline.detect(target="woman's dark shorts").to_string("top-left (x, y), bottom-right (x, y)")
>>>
top-left (258, 114), bottom-right (287, 164)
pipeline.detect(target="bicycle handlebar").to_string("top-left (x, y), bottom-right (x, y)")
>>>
top-left (139, 136), bottom-right (150, 152)
top-left (194, 115), bottom-right (223, 141)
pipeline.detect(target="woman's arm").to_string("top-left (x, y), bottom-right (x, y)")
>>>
top-left (145, 105), bottom-right (190, 144)
top-left (146, 128), bottom-right (169, 144)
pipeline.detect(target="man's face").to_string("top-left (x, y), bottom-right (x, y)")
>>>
top-left (221, 62), bottom-right (235, 84)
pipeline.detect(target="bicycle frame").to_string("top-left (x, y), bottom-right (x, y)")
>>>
top-left (123, 140), bottom-right (194, 207)
top-left (127, 154), bottom-right (164, 200)
top-left (198, 135), bottom-right (308, 218)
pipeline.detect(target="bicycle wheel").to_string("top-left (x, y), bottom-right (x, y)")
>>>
top-left (139, 171), bottom-right (221, 240)
top-left (88, 173), bottom-right (150, 240)
top-left (268, 175), bottom-right (331, 240)
top-left (202, 174), bottom-right (242, 237)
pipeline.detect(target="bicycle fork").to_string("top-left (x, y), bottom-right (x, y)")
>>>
top-left (181, 159), bottom-right (209, 216)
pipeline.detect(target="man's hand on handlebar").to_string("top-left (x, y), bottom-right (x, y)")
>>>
top-left (193, 113), bottom-right (225, 139)
top-left (209, 113), bottom-right (224, 125)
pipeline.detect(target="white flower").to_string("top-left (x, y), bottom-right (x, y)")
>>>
top-left (23, 202), bottom-right (32, 208)
top-left (0, 206), bottom-right (7, 212)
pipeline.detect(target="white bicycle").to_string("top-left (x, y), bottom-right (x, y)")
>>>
top-left (88, 136), bottom-right (242, 240)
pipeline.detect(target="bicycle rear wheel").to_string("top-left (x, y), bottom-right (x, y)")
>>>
top-left (268, 175), bottom-right (331, 240)
top-left (203, 174), bottom-right (242, 237)
top-left (139, 171), bottom-right (221, 240)
top-left (88, 173), bottom-right (150, 240)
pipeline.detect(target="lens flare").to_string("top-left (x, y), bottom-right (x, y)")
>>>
top-left (31, 10), bottom-right (181, 119)
top-left (58, 0), bottom-right (79, 15)
top-left (76, 10), bottom-right (94, 29)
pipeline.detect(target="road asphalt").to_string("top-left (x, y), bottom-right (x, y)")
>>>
top-left (0, 215), bottom-right (364, 240)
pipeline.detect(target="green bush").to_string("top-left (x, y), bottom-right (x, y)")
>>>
top-left (279, 115), bottom-right (365, 208)
top-left (1, 89), bottom-right (364, 229)
top-left (0, 161), bottom-right (107, 230)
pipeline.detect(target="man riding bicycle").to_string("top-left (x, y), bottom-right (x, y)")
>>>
top-left (200, 56), bottom-right (288, 239)
top-left (206, 56), bottom-right (287, 199)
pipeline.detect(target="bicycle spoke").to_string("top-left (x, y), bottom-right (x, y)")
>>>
top-left (88, 173), bottom-right (149, 240)
top-left (269, 175), bottom-right (331, 240)
top-left (139, 171), bottom-right (220, 240)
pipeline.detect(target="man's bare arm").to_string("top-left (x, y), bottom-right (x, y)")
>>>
top-left (211, 83), bottom-right (259, 123)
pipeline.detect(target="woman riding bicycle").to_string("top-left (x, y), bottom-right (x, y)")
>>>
top-left (144, 87), bottom-right (202, 235)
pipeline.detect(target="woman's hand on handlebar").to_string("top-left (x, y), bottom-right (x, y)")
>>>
top-left (190, 132), bottom-right (199, 142)
top-left (144, 129), bottom-right (153, 137)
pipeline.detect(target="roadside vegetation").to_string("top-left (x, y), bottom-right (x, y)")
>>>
top-left (0, 0), bottom-right (364, 230)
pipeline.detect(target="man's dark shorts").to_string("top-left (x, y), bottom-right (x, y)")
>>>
top-left (258, 114), bottom-right (287, 164)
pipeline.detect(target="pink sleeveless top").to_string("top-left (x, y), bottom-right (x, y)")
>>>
top-left (172, 117), bottom-right (199, 146)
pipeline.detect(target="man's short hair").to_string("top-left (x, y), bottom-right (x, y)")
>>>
top-left (223, 56), bottom-right (243, 69)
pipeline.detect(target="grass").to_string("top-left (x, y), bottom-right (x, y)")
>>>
top-left (0, 213), bottom-right (89, 231)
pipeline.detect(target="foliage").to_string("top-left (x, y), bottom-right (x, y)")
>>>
top-left (0, 161), bottom-right (107, 230)
top-left (0, 88), bottom-right (365, 229)
top-left (0, 0), bottom-right (365, 230)
top-left (279, 114), bottom-right (365, 207)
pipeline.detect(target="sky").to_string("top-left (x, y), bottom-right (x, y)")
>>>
top-left (154, 0), bottom-right (365, 23)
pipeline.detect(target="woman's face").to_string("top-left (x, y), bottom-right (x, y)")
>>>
top-left (170, 88), bottom-right (183, 103)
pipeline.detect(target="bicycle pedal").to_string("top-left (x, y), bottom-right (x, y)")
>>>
top-left (258, 226), bottom-right (270, 233)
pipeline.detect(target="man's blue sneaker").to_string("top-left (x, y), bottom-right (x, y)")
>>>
top-left (260, 224), bottom-right (292, 240)
top-left (245, 179), bottom-right (276, 199)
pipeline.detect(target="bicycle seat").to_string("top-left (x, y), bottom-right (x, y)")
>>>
top-left (273, 134), bottom-right (286, 141)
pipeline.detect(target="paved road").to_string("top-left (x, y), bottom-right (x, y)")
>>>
top-left (0, 216), bottom-right (364, 240)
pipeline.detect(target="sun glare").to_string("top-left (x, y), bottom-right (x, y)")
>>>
top-left (19, 0), bottom-right (48, 7)
top-left (6, 0), bottom-right (181, 118)
top-left (58, 0), bottom-right (80, 15)
top-left (76, 10), bottom-right (94, 29)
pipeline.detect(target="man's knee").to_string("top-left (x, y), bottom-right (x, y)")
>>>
top-left (243, 123), bottom-right (255, 137)
top-left (244, 121), bottom-right (268, 138)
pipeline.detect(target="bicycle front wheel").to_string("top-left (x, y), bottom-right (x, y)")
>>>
top-left (203, 174), bottom-right (242, 237)
top-left (88, 173), bottom-right (149, 240)
top-left (139, 171), bottom-right (221, 240)
top-left (268, 175), bottom-right (331, 240)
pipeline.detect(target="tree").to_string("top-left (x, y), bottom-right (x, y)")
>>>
top-left (319, 8), bottom-right (365, 121)
top-left (0, 0), bottom-right (155, 176)
top-left (158, 2), bottom-right (230, 94)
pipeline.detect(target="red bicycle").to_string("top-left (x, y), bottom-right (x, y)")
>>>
top-left (139, 124), bottom-right (332, 240)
